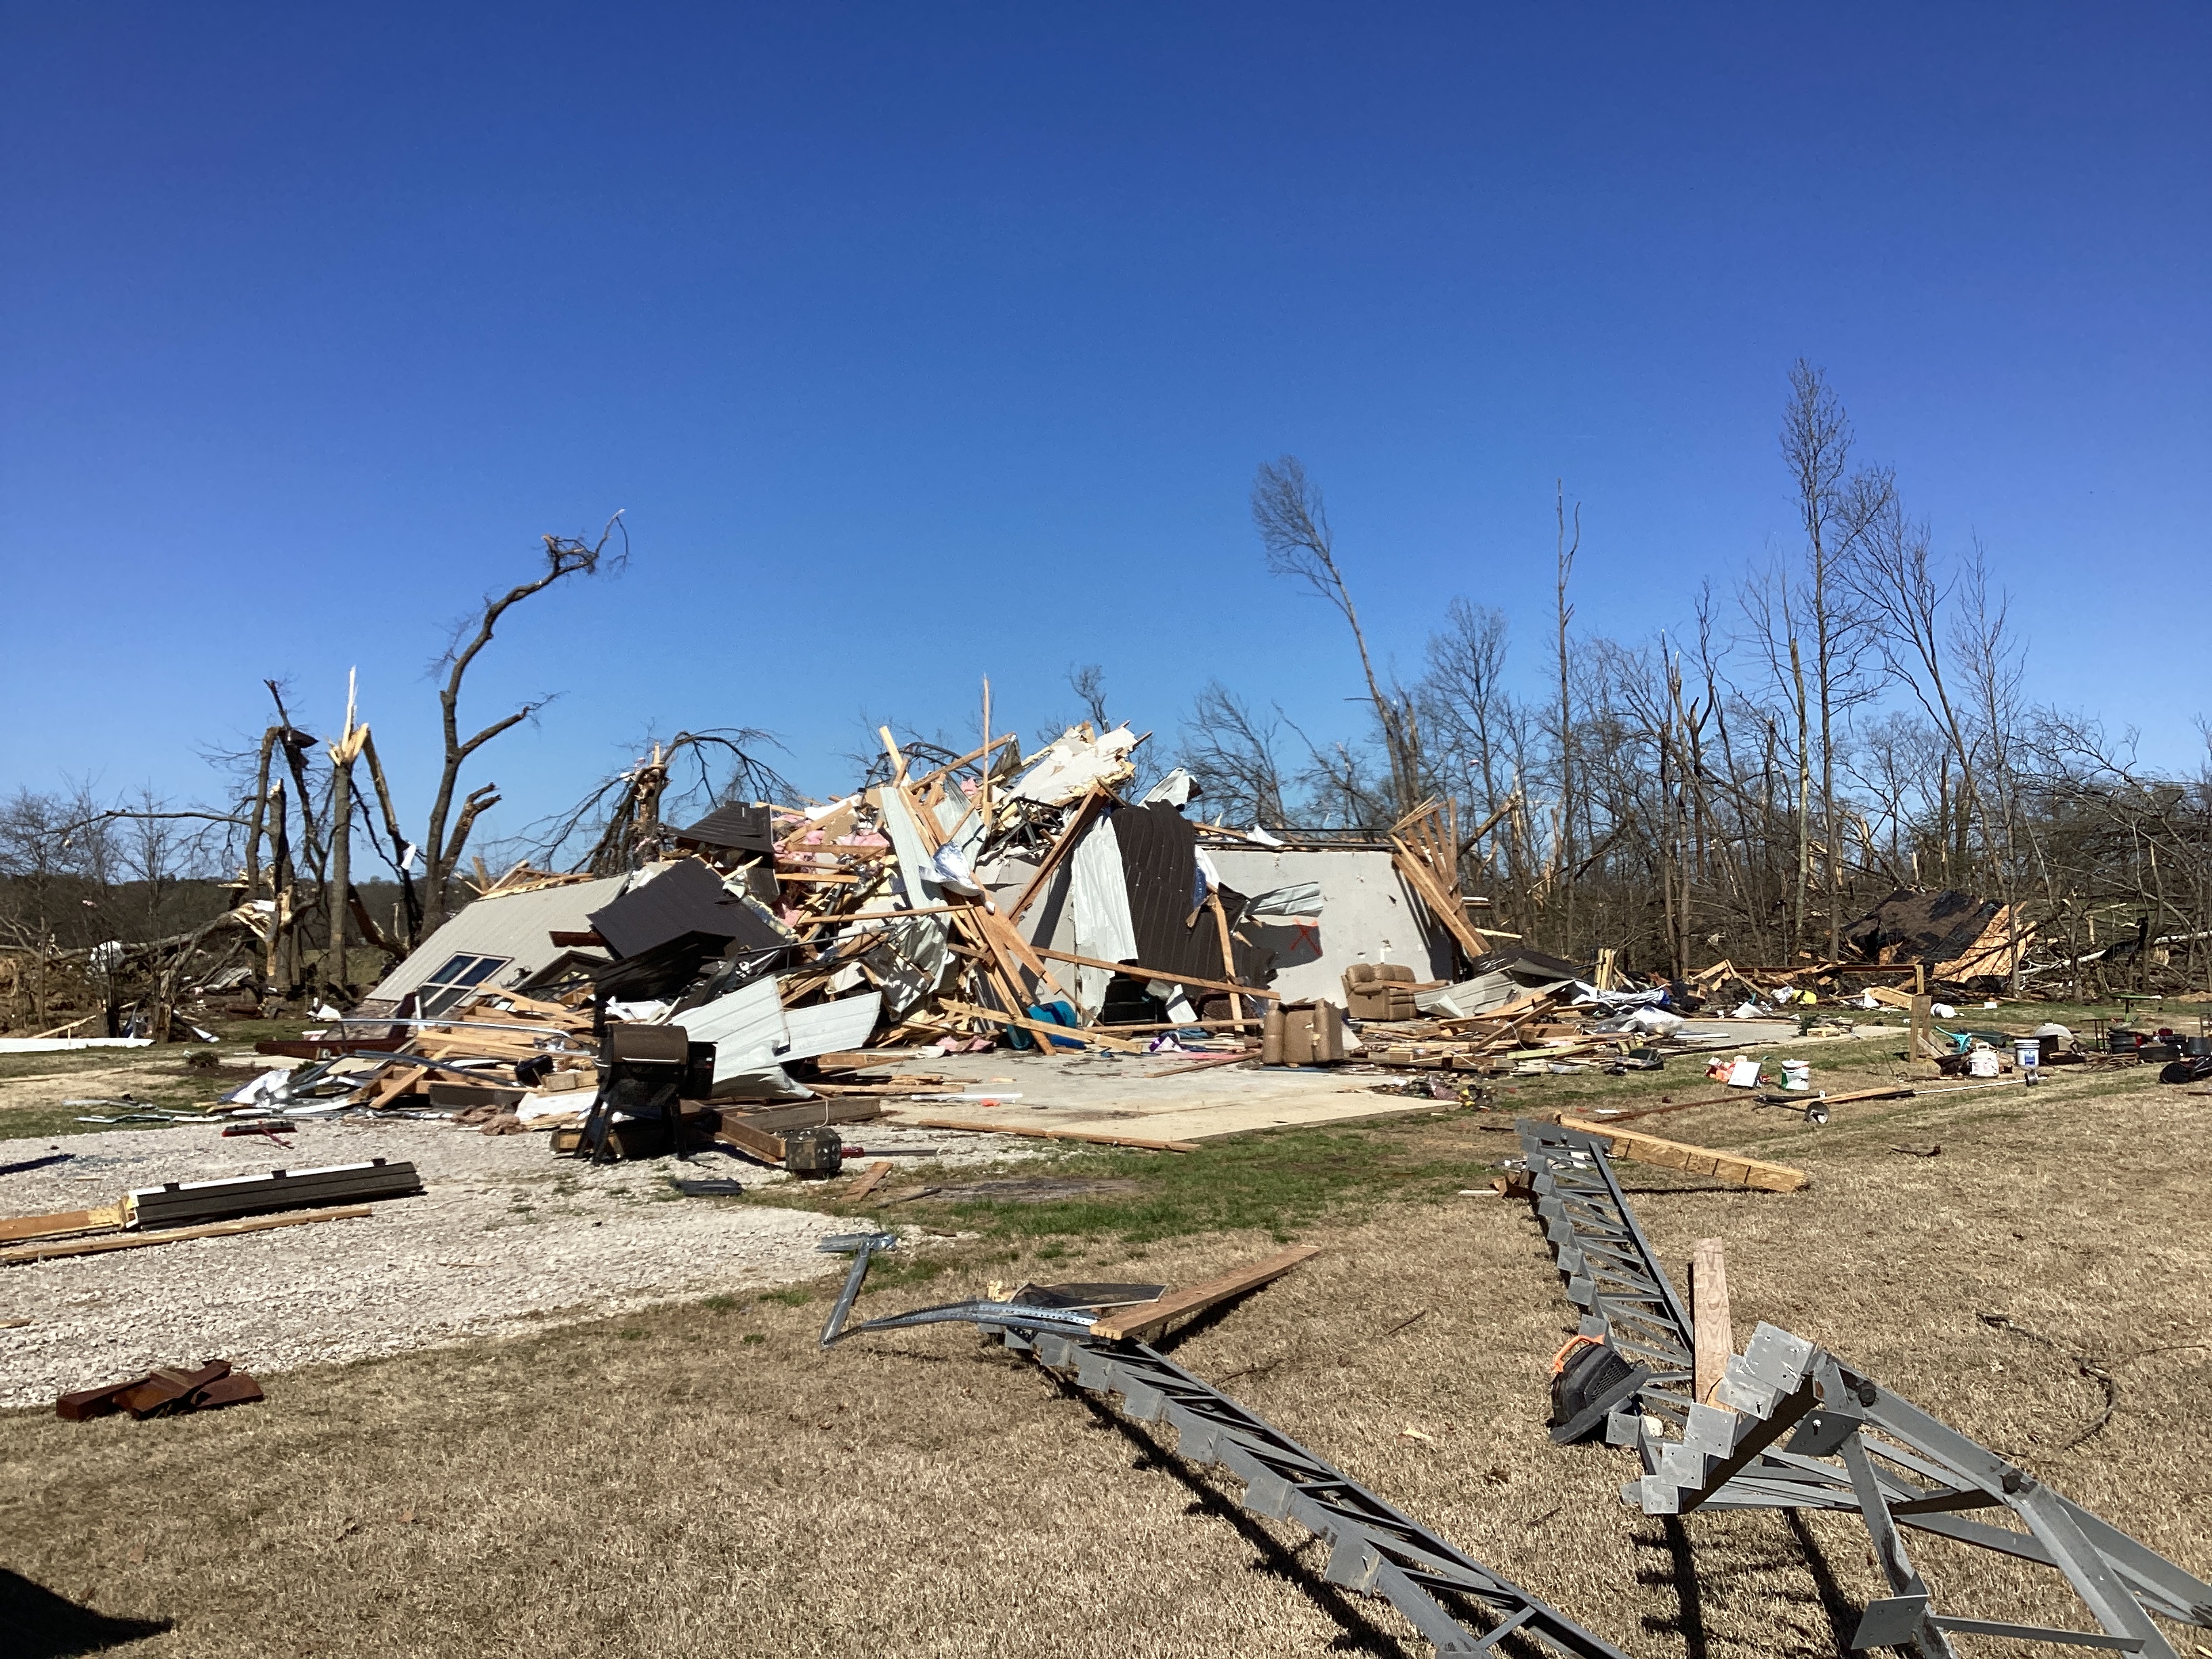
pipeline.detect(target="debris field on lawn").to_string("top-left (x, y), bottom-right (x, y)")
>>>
top-left (6, 694), bottom-right (2207, 1658)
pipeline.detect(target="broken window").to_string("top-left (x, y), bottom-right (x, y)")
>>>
top-left (413, 953), bottom-right (513, 1016)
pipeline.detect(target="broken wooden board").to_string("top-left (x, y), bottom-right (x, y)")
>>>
top-left (845, 1160), bottom-right (894, 1200)
top-left (893, 1117), bottom-right (1198, 1153)
top-left (1088, 1244), bottom-right (1319, 1341)
top-left (1557, 1117), bottom-right (1809, 1193)
top-left (2, 1205), bottom-right (373, 1266)
top-left (0, 1202), bottom-right (127, 1244)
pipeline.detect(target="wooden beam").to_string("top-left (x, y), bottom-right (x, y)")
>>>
top-left (1006, 786), bottom-right (1105, 923)
top-left (1027, 945), bottom-right (1280, 1002)
top-left (0, 1202), bottom-right (127, 1244)
top-left (713, 1120), bottom-right (787, 1163)
top-left (846, 1160), bottom-right (893, 1200)
top-left (1557, 1118), bottom-right (1809, 1193)
top-left (1691, 1237), bottom-right (1734, 1407)
top-left (892, 1116), bottom-right (1198, 1152)
top-left (932, 997), bottom-right (1146, 1052)
top-left (792, 904), bottom-right (960, 930)
top-left (1, 1206), bottom-right (372, 1267)
top-left (1391, 836), bottom-right (1488, 960)
top-left (1088, 1244), bottom-right (1319, 1341)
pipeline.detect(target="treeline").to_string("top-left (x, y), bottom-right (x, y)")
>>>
top-left (1173, 364), bottom-right (2212, 994)
top-left (7, 365), bottom-right (2206, 1010)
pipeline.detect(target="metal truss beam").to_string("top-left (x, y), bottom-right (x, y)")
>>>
top-left (1514, 1124), bottom-right (2212, 1658)
top-left (1518, 1121), bottom-right (1696, 1427)
top-left (834, 1285), bottom-right (1635, 1659)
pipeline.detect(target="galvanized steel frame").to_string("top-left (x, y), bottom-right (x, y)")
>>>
top-left (1515, 1122), bottom-right (2212, 1658)
top-left (1518, 1121), bottom-right (1696, 1427)
top-left (832, 1279), bottom-right (1633, 1658)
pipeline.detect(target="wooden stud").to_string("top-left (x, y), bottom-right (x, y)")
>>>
top-left (1557, 1118), bottom-right (1809, 1193)
top-left (1690, 1237), bottom-right (1734, 1407)
top-left (1088, 1244), bottom-right (1319, 1341)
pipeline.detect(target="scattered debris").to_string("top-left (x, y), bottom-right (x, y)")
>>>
top-left (56, 1358), bottom-right (264, 1421)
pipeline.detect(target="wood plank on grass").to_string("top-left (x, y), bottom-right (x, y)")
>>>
top-left (1088, 1244), bottom-right (1319, 1341)
top-left (1557, 1117), bottom-right (1809, 1193)
top-left (893, 1117), bottom-right (1198, 1153)
top-left (846, 1160), bottom-right (893, 1200)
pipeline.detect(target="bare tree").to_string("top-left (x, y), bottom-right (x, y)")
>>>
top-left (1178, 682), bottom-right (1289, 827)
top-left (1251, 457), bottom-right (1420, 816)
top-left (1554, 481), bottom-right (1581, 951)
top-left (419, 517), bottom-right (627, 932)
top-left (1067, 663), bottom-right (1111, 729)
top-left (1780, 361), bottom-right (1889, 960)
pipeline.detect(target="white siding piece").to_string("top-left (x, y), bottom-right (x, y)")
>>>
top-left (1204, 847), bottom-right (1454, 1005)
top-left (674, 976), bottom-right (788, 1087)
top-left (779, 991), bottom-right (882, 1063)
top-left (1068, 814), bottom-right (1137, 1016)
top-left (872, 785), bottom-right (943, 909)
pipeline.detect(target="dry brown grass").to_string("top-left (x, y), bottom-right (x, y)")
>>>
top-left (4, 1061), bottom-right (2208, 1658)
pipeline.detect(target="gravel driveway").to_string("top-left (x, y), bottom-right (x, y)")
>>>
top-left (0, 1115), bottom-right (1028, 1408)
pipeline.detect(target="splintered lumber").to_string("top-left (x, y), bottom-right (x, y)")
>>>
top-left (1690, 1238), bottom-right (1733, 1407)
top-left (1007, 785), bottom-right (1105, 923)
top-left (1558, 1118), bottom-right (1809, 1193)
top-left (1025, 947), bottom-right (1281, 1002)
top-left (1088, 1244), bottom-right (1320, 1341)
top-left (894, 1117), bottom-right (1199, 1153)
top-left (1390, 834), bottom-right (1488, 960)
top-left (846, 1160), bottom-right (894, 1200)
top-left (933, 998), bottom-right (1146, 1052)
top-left (2, 1205), bottom-right (373, 1266)
top-left (0, 1202), bottom-right (127, 1244)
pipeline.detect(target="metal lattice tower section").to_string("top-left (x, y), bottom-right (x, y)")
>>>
top-left (1519, 1120), bottom-right (1697, 1429)
top-left (1516, 1124), bottom-right (2212, 1657)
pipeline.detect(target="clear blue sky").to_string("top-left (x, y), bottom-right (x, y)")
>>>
top-left (3, 4), bottom-right (2206, 842)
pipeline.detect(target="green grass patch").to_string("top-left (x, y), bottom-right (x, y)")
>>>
top-left (0, 1105), bottom-right (182, 1142)
top-left (754, 1114), bottom-right (1506, 1246)
top-left (760, 1286), bottom-right (814, 1307)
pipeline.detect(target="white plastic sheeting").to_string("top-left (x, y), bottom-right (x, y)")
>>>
top-left (1007, 724), bottom-right (1139, 806)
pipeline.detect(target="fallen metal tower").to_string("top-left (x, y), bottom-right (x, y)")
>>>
top-left (825, 1258), bottom-right (1634, 1658)
top-left (1517, 1120), bottom-right (2212, 1658)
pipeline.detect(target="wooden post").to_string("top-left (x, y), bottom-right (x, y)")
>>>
top-left (1208, 892), bottom-right (1244, 1025)
top-left (327, 671), bottom-right (357, 998)
top-left (979, 676), bottom-right (992, 830)
top-left (1910, 994), bottom-right (1935, 1059)
top-left (1690, 1237), bottom-right (1733, 1407)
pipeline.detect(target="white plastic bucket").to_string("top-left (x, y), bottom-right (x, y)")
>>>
top-left (1780, 1059), bottom-right (1811, 1091)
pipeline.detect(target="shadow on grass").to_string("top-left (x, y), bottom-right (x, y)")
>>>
top-left (1, 1568), bottom-right (170, 1658)
top-left (1058, 1385), bottom-right (1415, 1658)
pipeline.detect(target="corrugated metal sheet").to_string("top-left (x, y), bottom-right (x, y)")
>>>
top-left (1112, 804), bottom-right (1260, 985)
top-left (365, 877), bottom-right (626, 1005)
top-left (587, 858), bottom-right (785, 959)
